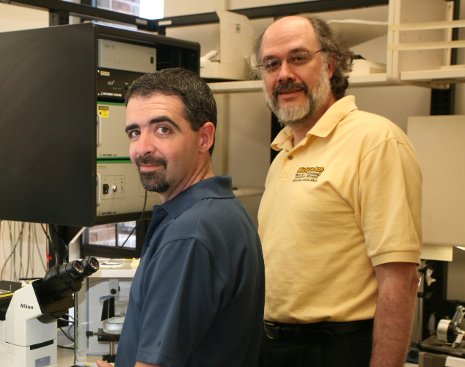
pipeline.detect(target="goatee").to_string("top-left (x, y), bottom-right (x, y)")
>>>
top-left (135, 155), bottom-right (169, 193)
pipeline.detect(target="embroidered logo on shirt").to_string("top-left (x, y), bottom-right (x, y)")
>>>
top-left (293, 166), bottom-right (324, 182)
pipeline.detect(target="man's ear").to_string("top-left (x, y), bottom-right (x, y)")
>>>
top-left (199, 121), bottom-right (215, 153)
top-left (326, 56), bottom-right (336, 79)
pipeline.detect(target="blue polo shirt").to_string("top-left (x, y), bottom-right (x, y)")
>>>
top-left (116, 176), bottom-right (265, 367)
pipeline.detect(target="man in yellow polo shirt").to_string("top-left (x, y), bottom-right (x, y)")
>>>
top-left (254, 15), bottom-right (422, 367)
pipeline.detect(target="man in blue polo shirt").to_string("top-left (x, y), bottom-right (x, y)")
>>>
top-left (97, 68), bottom-right (265, 367)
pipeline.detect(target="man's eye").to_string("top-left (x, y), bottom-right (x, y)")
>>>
top-left (263, 59), bottom-right (280, 71)
top-left (127, 130), bottom-right (139, 139)
top-left (156, 126), bottom-right (171, 135)
top-left (289, 53), bottom-right (309, 65)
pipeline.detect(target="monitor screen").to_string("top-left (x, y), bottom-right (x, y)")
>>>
top-left (80, 220), bottom-right (149, 259)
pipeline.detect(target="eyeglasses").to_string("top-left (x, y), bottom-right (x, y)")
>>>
top-left (257, 49), bottom-right (324, 74)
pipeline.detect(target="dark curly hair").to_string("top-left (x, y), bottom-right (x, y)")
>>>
top-left (125, 68), bottom-right (217, 154)
top-left (252, 15), bottom-right (354, 100)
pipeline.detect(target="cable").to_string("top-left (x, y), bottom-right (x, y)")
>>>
top-left (1, 222), bottom-right (50, 281)
top-left (40, 223), bottom-right (58, 264)
top-left (0, 222), bottom-right (25, 280)
top-left (117, 190), bottom-right (148, 248)
top-left (32, 224), bottom-right (47, 274)
top-left (59, 326), bottom-right (75, 343)
top-left (49, 225), bottom-right (70, 264)
top-left (58, 313), bottom-right (75, 343)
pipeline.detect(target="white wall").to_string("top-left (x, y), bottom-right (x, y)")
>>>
top-left (0, 3), bottom-right (48, 31)
top-left (348, 85), bottom-right (431, 132)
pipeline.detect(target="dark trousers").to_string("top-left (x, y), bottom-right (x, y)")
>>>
top-left (258, 320), bottom-right (373, 367)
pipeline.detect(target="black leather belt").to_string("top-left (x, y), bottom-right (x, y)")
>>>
top-left (264, 319), bottom-right (373, 340)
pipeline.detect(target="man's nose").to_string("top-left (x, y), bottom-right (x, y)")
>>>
top-left (134, 132), bottom-right (154, 157)
top-left (277, 60), bottom-right (296, 82)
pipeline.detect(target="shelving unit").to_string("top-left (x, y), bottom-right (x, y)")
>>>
top-left (387, 0), bottom-right (465, 85)
top-left (209, 0), bottom-right (464, 91)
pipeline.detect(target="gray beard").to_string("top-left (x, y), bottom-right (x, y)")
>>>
top-left (268, 97), bottom-right (314, 128)
top-left (265, 70), bottom-right (331, 128)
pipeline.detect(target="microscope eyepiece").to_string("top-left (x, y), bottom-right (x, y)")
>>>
top-left (80, 256), bottom-right (100, 277)
top-left (32, 258), bottom-right (100, 312)
top-left (57, 260), bottom-right (85, 279)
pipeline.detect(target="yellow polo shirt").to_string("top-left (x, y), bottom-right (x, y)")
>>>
top-left (258, 95), bottom-right (422, 323)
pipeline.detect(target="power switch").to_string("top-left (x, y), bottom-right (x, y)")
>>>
top-left (101, 175), bottom-right (126, 200)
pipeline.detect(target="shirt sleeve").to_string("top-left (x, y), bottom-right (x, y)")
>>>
top-left (359, 138), bottom-right (422, 266)
top-left (135, 238), bottom-right (225, 366)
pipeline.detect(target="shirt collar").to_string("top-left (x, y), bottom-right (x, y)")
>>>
top-left (153, 176), bottom-right (235, 220)
top-left (271, 95), bottom-right (358, 152)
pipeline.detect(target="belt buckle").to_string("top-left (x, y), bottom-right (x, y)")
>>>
top-left (264, 321), bottom-right (279, 340)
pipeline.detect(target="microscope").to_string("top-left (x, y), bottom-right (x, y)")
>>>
top-left (437, 305), bottom-right (465, 348)
top-left (419, 304), bottom-right (465, 367)
top-left (0, 257), bottom-right (99, 367)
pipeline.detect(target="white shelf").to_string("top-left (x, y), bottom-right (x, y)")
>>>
top-left (349, 72), bottom-right (389, 86)
top-left (208, 80), bottom-right (263, 93)
top-left (208, 72), bottom-right (391, 94)
top-left (401, 66), bottom-right (465, 83)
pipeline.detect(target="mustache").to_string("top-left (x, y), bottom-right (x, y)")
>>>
top-left (273, 82), bottom-right (308, 97)
top-left (135, 155), bottom-right (167, 168)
